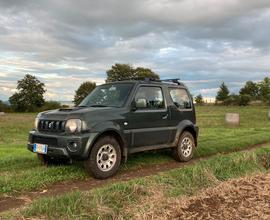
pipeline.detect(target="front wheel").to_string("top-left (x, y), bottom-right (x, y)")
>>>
top-left (173, 131), bottom-right (195, 162)
top-left (84, 136), bottom-right (121, 179)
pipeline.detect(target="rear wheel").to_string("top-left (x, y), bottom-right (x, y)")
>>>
top-left (173, 131), bottom-right (195, 162)
top-left (84, 136), bottom-right (121, 179)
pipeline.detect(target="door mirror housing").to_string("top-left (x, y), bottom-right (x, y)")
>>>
top-left (135, 98), bottom-right (147, 108)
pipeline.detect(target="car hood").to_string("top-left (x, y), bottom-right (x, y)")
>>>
top-left (38, 106), bottom-right (119, 121)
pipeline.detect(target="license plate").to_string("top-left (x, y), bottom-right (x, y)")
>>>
top-left (33, 143), bottom-right (48, 154)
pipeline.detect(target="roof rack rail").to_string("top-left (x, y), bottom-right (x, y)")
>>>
top-left (143, 77), bottom-right (161, 82)
top-left (161, 78), bottom-right (183, 86)
top-left (114, 77), bottom-right (184, 86)
top-left (114, 77), bottom-right (161, 82)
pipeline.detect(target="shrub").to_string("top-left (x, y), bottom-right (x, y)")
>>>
top-left (38, 101), bottom-right (62, 111)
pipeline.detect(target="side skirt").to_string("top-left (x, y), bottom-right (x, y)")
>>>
top-left (128, 143), bottom-right (175, 154)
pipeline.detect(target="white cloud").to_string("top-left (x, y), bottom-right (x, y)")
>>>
top-left (200, 88), bottom-right (219, 93)
top-left (0, 0), bottom-right (270, 100)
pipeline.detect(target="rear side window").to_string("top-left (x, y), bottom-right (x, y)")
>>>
top-left (135, 86), bottom-right (165, 109)
top-left (169, 88), bottom-right (192, 109)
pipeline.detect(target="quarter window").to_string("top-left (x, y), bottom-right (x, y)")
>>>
top-left (169, 88), bottom-right (192, 109)
top-left (135, 86), bottom-right (165, 109)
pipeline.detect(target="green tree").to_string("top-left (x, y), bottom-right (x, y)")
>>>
top-left (238, 94), bottom-right (251, 106)
top-left (239, 81), bottom-right (259, 100)
top-left (134, 67), bottom-right (160, 80)
top-left (223, 93), bottom-right (251, 106)
top-left (258, 77), bottom-right (270, 104)
top-left (74, 81), bottom-right (96, 105)
top-left (106, 64), bottom-right (135, 82)
top-left (9, 74), bottom-right (46, 112)
top-left (195, 94), bottom-right (204, 105)
top-left (106, 63), bottom-right (159, 82)
top-left (216, 82), bottom-right (230, 103)
top-left (223, 93), bottom-right (238, 106)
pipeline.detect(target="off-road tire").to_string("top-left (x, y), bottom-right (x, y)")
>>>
top-left (84, 136), bottom-right (121, 179)
top-left (173, 131), bottom-right (195, 162)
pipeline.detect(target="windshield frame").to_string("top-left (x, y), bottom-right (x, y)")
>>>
top-left (78, 82), bottom-right (135, 108)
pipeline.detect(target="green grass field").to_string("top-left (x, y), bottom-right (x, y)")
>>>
top-left (2, 146), bottom-right (270, 219)
top-left (0, 106), bottom-right (270, 196)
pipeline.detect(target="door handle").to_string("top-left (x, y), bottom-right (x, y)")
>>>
top-left (162, 114), bottom-right (168, 120)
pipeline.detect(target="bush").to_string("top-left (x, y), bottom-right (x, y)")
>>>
top-left (38, 101), bottom-right (63, 111)
top-left (0, 100), bottom-right (12, 112)
top-left (195, 94), bottom-right (204, 105)
top-left (219, 94), bottom-right (251, 106)
top-left (238, 94), bottom-right (251, 106)
top-left (223, 94), bottom-right (239, 106)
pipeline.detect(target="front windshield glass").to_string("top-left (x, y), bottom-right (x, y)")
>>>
top-left (79, 83), bottom-right (134, 107)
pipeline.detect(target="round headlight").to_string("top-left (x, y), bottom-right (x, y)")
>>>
top-left (34, 117), bottom-right (39, 130)
top-left (65, 119), bottom-right (82, 134)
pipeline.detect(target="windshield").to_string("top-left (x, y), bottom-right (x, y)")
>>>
top-left (79, 83), bottom-right (134, 108)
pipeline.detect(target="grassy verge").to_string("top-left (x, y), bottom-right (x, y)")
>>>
top-left (2, 146), bottom-right (270, 219)
top-left (0, 106), bottom-right (270, 196)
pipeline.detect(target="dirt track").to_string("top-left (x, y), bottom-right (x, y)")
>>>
top-left (0, 141), bottom-right (269, 213)
top-left (136, 173), bottom-right (270, 220)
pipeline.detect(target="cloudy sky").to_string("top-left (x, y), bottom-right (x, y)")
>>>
top-left (0, 0), bottom-right (270, 101)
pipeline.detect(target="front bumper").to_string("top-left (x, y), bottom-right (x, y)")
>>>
top-left (27, 130), bottom-right (99, 160)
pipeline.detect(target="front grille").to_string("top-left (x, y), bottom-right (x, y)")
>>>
top-left (32, 136), bottom-right (58, 146)
top-left (38, 120), bottom-right (66, 133)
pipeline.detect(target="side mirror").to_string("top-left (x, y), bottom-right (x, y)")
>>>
top-left (135, 98), bottom-right (147, 108)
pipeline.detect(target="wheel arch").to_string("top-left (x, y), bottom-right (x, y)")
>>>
top-left (89, 129), bottom-right (128, 162)
top-left (174, 120), bottom-right (198, 147)
top-left (181, 126), bottom-right (198, 147)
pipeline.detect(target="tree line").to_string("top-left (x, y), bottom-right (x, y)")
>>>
top-left (195, 78), bottom-right (270, 106)
top-left (73, 63), bottom-right (159, 105)
top-left (0, 63), bottom-right (159, 112)
top-left (1, 63), bottom-right (269, 112)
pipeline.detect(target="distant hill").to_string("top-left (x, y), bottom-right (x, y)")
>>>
top-left (1, 100), bottom-right (74, 107)
top-left (58, 101), bottom-right (73, 107)
top-left (3, 100), bottom-right (10, 106)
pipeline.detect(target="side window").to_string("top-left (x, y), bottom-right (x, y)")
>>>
top-left (169, 88), bottom-right (192, 109)
top-left (135, 86), bottom-right (165, 110)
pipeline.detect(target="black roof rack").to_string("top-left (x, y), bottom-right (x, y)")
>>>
top-left (114, 77), bottom-right (185, 86)
top-left (161, 78), bottom-right (183, 85)
top-left (143, 77), bottom-right (161, 82)
top-left (138, 77), bottom-right (184, 86)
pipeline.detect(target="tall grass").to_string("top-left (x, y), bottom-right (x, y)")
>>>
top-left (0, 106), bottom-right (270, 195)
top-left (17, 147), bottom-right (270, 219)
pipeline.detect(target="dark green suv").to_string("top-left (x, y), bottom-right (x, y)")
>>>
top-left (28, 79), bottom-right (199, 179)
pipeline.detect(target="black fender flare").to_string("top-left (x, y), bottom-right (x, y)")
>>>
top-left (173, 120), bottom-right (199, 147)
top-left (85, 121), bottom-right (128, 161)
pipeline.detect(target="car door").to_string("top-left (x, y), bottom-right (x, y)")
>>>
top-left (126, 85), bottom-right (170, 148)
top-left (167, 88), bottom-right (194, 138)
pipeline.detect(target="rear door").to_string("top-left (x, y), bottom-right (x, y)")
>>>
top-left (126, 85), bottom-right (170, 148)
